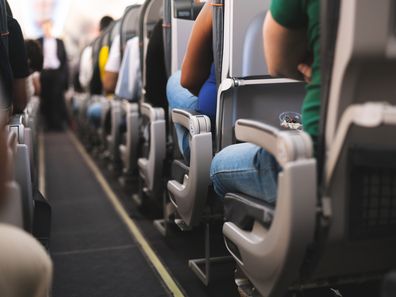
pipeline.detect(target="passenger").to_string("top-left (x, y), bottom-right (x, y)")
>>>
top-left (115, 35), bottom-right (140, 102)
top-left (6, 1), bottom-right (30, 114)
top-left (76, 16), bottom-right (113, 120)
top-left (79, 45), bottom-right (94, 92)
top-left (38, 19), bottom-right (69, 131)
top-left (210, 0), bottom-right (320, 202)
top-left (102, 34), bottom-right (120, 94)
top-left (24, 39), bottom-right (43, 97)
top-left (99, 16), bottom-right (114, 33)
top-left (166, 1), bottom-right (216, 161)
top-left (86, 16), bottom-right (117, 129)
top-left (89, 16), bottom-right (114, 96)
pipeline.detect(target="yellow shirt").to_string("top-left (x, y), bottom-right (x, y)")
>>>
top-left (98, 45), bottom-right (110, 82)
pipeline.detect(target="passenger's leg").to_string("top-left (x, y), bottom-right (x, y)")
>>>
top-left (210, 143), bottom-right (281, 203)
top-left (166, 71), bottom-right (198, 159)
top-left (86, 102), bottom-right (102, 129)
top-left (0, 224), bottom-right (52, 297)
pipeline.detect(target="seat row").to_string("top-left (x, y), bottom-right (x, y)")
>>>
top-left (72, 0), bottom-right (396, 296)
top-left (2, 95), bottom-right (51, 247)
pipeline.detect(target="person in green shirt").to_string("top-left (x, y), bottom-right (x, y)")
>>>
top-left (210, 0), bottom-right (320, 203)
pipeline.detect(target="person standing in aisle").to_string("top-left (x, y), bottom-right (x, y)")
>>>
top-left (38, 19), bottom-right (69, 131)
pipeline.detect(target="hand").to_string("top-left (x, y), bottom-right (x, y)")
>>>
top-left (297, 63), bottom-right (312, 83)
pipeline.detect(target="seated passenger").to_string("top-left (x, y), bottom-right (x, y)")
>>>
top-left (210, 0), bottom-right (320, 202)
top-left (86, 16), bottom-right (116, 128)
top-left (115, 36), bottom-right (141, 102)
top-left (6, 2), bottom-right (30, 114)
top-left (102, 34), bottom-right (120, 95)
top-left (166, 1), bottom-right (216, 161)
top-left (79, 45), bottom-right (93, 92)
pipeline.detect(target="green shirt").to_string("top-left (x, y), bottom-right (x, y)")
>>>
top-left (270, 0), bottom-right (320, 140)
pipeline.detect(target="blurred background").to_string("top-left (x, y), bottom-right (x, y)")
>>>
top-left (8, 0), bottom-right (144, 71)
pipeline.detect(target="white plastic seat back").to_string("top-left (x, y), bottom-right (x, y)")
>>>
top-left (120, 5), bottom-right (141, 57)
top-left (216, 0), bottom-right (305, 150)
top-left (171, 0), bottom-right (196, 73)
top-left (163, 0), bottom-right (172, 77)
top-left (242, 11), bottom-right (267, 77)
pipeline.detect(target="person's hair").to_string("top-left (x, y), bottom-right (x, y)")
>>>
top-left (99, 16), bottom-right (113, 32)
top-left (24, 39), bottom-right (43, 73)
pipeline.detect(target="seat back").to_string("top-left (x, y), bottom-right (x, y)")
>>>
top-left (163, 0), bottom-right (172, 78)
top-left (120, 5), bottom-right (141, 59)
top-left (89, 36), bottom-right (104, 95)
top-left (241, 11), bottom-right (267, 77)
top-left (310, 0), bottom-right (396, 282)
top-left (212, 0), bottom-right (224, 85)
top-left (110, 20), bottom-right (121, 46)
top-left (170, 0), bottom-right (199, 73)
top-left (216, 0), bottom-right (305, 151)
top-left (139, 0), bottom-right (164, 91)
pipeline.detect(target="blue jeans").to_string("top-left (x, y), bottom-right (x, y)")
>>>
top-left (87, 102), bottom-right (102, 128)
top-left (166, 71), bottom-right (198, 160)
top-left (210, 143), bottom-right (281, 204)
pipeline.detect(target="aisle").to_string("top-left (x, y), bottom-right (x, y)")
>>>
top-left (45, 132), bottom-right (170, 297)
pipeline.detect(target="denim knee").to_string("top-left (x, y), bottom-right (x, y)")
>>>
top-left (166, 71), bottom-right (198, 110)
top-left (210, 143), bottom-right (280, 203)
top-left (166, 71), bottom-right (199, 159)
top-left (87, 102), bottom-right (102, 128)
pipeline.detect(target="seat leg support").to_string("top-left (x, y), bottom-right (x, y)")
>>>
top-left (154, 192), bottom-right (176, 237)
top-left (188, 222), bottom-right (233, 286)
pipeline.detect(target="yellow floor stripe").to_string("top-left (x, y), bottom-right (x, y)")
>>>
top-left (39, 132), bottom-right (46, 198)
top-left (67, 131), bottom-right (185, 297)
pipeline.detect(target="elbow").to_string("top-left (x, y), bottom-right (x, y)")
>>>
top-left (180, 71), bottom-right (199, 95)
top-left (13, 98), bottom-right (28, 114)
top-left (267, 64), bottom-right (281, 78)
top-left (103, 72), bottom-right (117, 94)
top-left (267, 59), bottom-right (284, 78)
top-left (180, 74), bottom-right (193, 92)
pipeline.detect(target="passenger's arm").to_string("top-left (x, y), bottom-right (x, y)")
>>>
top-left (103, 35), bottom-right (121, 95)
top-left (102, 71), bottom-right (118, 95)
top-left (12, 78), bottom-right (28, 113)
top-left (181, 3), bottom-right (213, 96)
top-left (263, 11), bottom-right (308, 80)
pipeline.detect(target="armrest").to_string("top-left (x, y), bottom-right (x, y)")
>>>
top-left (121, 100), bottom-right (138, 113)
top-left (9, 114), bottom-right (23, 126)
top-left (141, 102), bottom-right (165, 122)
top-left (171, 108), bottom-right (211, 136)
top-left (224, 193), bottom-right (274, 230)
top-left (8, 114), bottom-right (25, 144)
top-left (235, 119), bottom-right (313, 167)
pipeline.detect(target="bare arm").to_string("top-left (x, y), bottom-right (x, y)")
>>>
top-left (12, 78), bottom-right (28, 113)
top-left (181, 2), bottom-right (213, 95)
top-left (263, 11), bottom-right (308, 80)
top-left (103, 71), bottom-right (118, 95)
